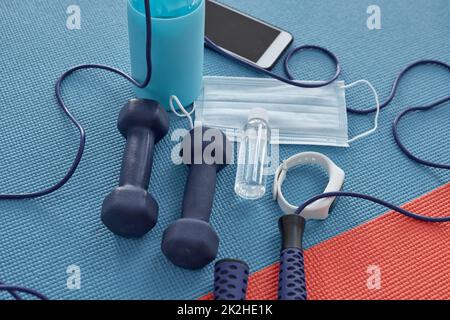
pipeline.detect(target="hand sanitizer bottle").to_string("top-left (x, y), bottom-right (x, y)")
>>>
top-left (235, 108), bottom-right (271, 200)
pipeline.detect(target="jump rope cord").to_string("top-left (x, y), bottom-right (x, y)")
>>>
top-left (296, 81), bottom-right (450, 221)
top-left (295, 191), bottom-right (450, 223)
top-left (0, 284), bottom-right (49, 301)
top-left (0, 0), bottom-right (152, 200)
top-left (308, 94), bottom-right (450, 222)
top-left (0, 0), bottom-right (153, 302)
top-left (393, 95), bottom-right (450, 170)
top-left (0, 281), bottom-right (22, 300)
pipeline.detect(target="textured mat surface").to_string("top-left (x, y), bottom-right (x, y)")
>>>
top-left (0, 0), bottom-right (449, 300)
top-left (201, 183), bottom-right (450, 300)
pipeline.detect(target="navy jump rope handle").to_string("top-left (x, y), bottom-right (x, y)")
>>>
top-left (278, 215), bottom-right (307, 300)
top-left (214, 259), bottom-right (250, 300)
top-left (278, 248), bottom-right (307, 300)
top-left (182, 164), bottom-right (217, 221)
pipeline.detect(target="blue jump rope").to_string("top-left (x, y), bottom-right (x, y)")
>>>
top-left (1, 0), bottom-right (449, 300)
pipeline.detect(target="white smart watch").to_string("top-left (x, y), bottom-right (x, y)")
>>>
top-left (273, 152), bottom-right (345, 220)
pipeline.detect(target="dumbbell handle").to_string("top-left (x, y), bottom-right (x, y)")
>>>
top-left (182, 164), bottom-right (217, 222)
top-left (119, 127), bottom-right (155, 189)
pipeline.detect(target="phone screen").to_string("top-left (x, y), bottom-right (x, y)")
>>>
top-left (206, 1), bottom-right (282, 63)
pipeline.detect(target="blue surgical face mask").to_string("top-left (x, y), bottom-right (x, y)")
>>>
top-left (193, 76), bottom-right (379, 147)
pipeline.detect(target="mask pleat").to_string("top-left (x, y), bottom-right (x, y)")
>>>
top-left (195, 76), bottom-right (349, 147)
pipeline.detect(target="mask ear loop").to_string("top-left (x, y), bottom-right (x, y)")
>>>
top-left (344, 80), bottom-right (381, 143)
top-left (169, 95), bottom-right (195, 130)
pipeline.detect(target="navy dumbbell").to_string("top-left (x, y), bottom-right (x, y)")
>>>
top-left (102, 99), bottom-right (169, 238)
top-left (161, 126), bottom-right (231, 269)
top-left (214, 259), bottom-right (249, 300)
top-left (278, 215), bottom-right (307, 300)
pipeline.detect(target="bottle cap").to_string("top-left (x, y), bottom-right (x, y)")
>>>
top-left (249, 108), bottom-right (269, 123)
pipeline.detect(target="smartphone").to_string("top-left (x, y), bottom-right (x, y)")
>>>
top-left (205, 0), bottom-right (294, 70)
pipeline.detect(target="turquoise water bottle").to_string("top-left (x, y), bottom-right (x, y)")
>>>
top-left (128, 0), bottom-right (205, 110)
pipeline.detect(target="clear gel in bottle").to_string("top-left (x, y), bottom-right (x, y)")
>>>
top-left (235, 108), bottom-right (271, 200)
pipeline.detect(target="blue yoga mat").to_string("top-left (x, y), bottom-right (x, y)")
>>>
top-left (0, 0), bottom-right (448, 299)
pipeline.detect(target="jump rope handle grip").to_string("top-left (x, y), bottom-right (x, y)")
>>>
top-left (278, 215), bottom-right (307, 300)
top-left (214, 259), bottom-right (250, 300)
